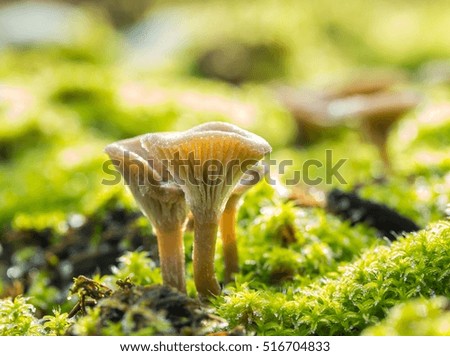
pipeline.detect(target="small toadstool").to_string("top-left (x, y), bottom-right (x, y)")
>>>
top-left (142, 122), bottom-right (271, 298)
top-left (220, 164), bottom-right (265, 283)
top-left (328, 91), bottom-right (421, 172)
top-left (105, 135), bottom-right (188, 293)
top-left (275, 86), bottom-right (345, 144)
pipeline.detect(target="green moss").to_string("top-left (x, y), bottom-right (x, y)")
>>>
top-left (236, 194), bottom-right (380, 286)
top-left (42, 308), bottom-right (73, 336)
top-left (358, 175), bottom-right (448, 226)
top-left (0, 296), bottom-right (44, 336)
top-left (0, 131), bottom-right (110, 226)
top-left (69, 308), bottom-right (103, 336)
top-left (70, 302), bottom-right (172, 336)
top-left (26, 272), bottom-right (61, 314)
top-left (362, 297), bottom-right (450, 336)
top-left (110, 251), bottom-right (162, 287)
top-left (217, 221), bottom-right (450, 335)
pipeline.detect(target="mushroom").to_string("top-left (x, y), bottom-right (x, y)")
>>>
top-left (142, 122), bottom-right (271, 298)
top-left (220, 164), bottom-right (265, 283)
top-left (274, 71), bottom-right (404, 145)
top-left (105, 135), bottom-right (188, 293)
top-left (328, 91), bottom-right (422, 172)
top-left (275, 86), bottom-right (346, 144)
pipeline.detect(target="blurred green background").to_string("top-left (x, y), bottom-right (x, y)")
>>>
top-left (0, 0), bottom-right (449, 228)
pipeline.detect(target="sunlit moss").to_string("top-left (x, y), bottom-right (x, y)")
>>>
top-left (362, 297), bottom-right (450, 336)
top-left (0, 296), bottom-right (44, 336)
top-left (110, 251), bottom-right (162, 286)
top-left (0, 130), bottom-right (110, 226)
top-left (42, 308), bottom-right (73, 336)
top-left (216, 221), bottom-right (450, 335)
top-left (236, 194), bottom-right (380, 285)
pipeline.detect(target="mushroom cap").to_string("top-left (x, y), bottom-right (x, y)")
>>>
top-left (105, 135), bottom-right (186, 230)
top-left (105, 135), bottom-right (174, 195)
top-left (323, 71), bottom-right (404, 99)
top-left (275, 86), bottom-right (333, 125)
top-left (142, 122), bottom-right (272, 222)
top-left (328, 91), bottom-right (421, 122)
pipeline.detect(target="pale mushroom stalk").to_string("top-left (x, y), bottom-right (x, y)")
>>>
top-left (153, 222), bottom-right (186, 292)
top-left (105, 136), bottom-right (188, 293)
top-left (220, 194), bottom-right (240, 284)
top-left (362, 118), bottom-right (393, 172)
top-left (193, 220), bottom-right (221, 297)
top-left (143, 122), bottom-right (271, 299)
top-left (220, 165), bottom-right (265, 283)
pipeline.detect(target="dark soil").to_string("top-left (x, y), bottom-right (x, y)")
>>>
top-left (0, 200), bottom-right (158, 306)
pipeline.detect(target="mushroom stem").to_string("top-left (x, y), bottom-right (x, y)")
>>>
top-left (193, 220), bottom-right (221, 299)
top-left (363, 118), bottom-right (393, 174)
top-left (220, 195), bottom-right (240, 284)
top-left (378, 139), bottom-right (391, 174)
top-left (155, 226), bottom-right (186, 293)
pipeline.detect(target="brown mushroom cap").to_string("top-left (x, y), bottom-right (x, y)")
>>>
top-left (328, 91), bottom-right (421, 173)
top-left (323, 71), bottom-right (404, 99)
top-left (142, 122), bottom-right (271, 223)
top-left (275, 86), bottom-right (332, 126)
top-left (328, 91), bottom-right (422, 121)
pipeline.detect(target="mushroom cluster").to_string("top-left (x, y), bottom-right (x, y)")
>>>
top-left (276, 71), bottom-right (421, 173)
top-left (105, 122), bottom-right (271, 299)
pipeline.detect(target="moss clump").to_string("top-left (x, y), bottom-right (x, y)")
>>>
top-left (0, 296), bottom-right (72, 336)
top-left (238, 195), bottom-right (380, 285)
top-left (110, 251), bottom-right (162, 287)
top-left (216, 221), bottom-right (450, 335)
top-left (0, 296), bottom-right (44, 336)
top-left (362, 297), bottom-right (450, 336)
top-left (42, 309), bottom-right (73, 336)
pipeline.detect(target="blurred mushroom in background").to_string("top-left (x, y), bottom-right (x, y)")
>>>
top-left (275, 86), bottom-right (340, 144)
top-left (275, 70), bottom-right (406, 145)
top-left (322, 71), bottom-right (406, 99)
top-left (276, 70), bottom-right (421, 174)
top-left (329, 91), bottom-right (422, 173)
